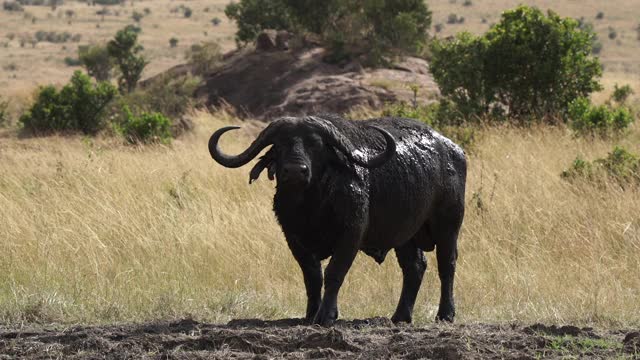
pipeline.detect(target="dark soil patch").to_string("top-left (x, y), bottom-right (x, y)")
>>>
top-left (0, 319), bottom-right (637, 359)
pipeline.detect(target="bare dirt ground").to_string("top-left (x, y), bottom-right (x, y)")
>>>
top-left (1, 318), bottom-right (638, 359)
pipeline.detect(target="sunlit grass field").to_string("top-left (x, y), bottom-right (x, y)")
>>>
top-left (1, 112), bottom-right (638, 326)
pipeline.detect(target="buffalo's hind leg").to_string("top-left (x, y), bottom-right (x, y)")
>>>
top-left (432, 216), bottom-right (462, 322)
top-left (392, 240), bottom-right (427, 324)
top-left (286, 237), bottom-right (322, 323)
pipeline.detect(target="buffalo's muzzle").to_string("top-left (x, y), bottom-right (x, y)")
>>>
top-left (280, 163), bottom-right (310, 184)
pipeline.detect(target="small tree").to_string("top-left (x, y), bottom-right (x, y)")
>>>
top-left (78, 44), bottom-right (114, 82)
top-left (107, 25), bottom-right (148, 93)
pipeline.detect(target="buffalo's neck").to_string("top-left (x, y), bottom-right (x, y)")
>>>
top-left (273, 177), bottom-right (343, 259)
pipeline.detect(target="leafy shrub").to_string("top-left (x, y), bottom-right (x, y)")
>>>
top-left (0, 97), bottom-right (9, 127)
top-left (131, 10), bottom-right (143, 22)
top-left (430, 5), bottom-right (602, 122)
top-left (78, 44), bottom-right (114, 82)
top-left (34, 31), bottom-right (79, 43)
top-left (169, 37), bottom-right (178, 48)
top-left (107, 25), bottom-right (148, 93)
top-left (562, 147), bottom-right (640, 187)
top-left (211, 17), bottom-right (221, 26)
top-left (3, 1), bottom-right (24, 11)
top-left (20, 71), bottom-right (117, 134)
top-left (185, 41), bottom-right (222, 75)
top-left (608, 27), bottom-right (617, 40)
top-left (463, 0), bottom-right (472, 6)
top-left (592, 40), bottom-right (603, 55)
top-left (611, 84), bottom-right (633, 104)
top-left (568, 97), bottom-right (634, 137)
top-left (63, 56), bottom-right (81, 66)
top-left (595, 11), bottom-right (604, 20)
top-left (183, 7), bottom-right (192, 18)
top-left (446, 13), bottom-right (459, 24)
top-left (116, 106), bottom-right (172, 144)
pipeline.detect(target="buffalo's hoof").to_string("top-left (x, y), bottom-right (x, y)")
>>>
top-left (312, 307), bottom-right (338, 327)
top-left (435, 311), bottom-right (455, 323)
top-left (391, 312), bottom-right (412, 324)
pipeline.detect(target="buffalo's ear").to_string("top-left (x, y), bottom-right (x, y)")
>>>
top-left (249, 147), bottom-right (276, 184)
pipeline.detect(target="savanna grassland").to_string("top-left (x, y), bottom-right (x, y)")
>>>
top-left (1, 0), bottom-right (640, 358)
top-left (0, 112), bottom-right (639, 326)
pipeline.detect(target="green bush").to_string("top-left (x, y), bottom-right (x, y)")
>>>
top-left (20, 71), bottom-right (117, 134)
top-left (78, 43), bottom-right (114, 82)
top-left (107, 25), bottom-right (148, 93)
top-left (0, 97), bottom-right (9, 127)
top-left (117, 106), bottom-right (172, 144)
top-left (562, 147), bottom-right (640, 187)
top-left (430, 5), bottom-right (602, 122)
top-left (34, 31), bottom-right (79, 43)
top-left (131, 10), bottom-right (143, 22)
top-left (568, 97), bottom-right (634, 137)
top-left (63, 56), bottom-right (81, 66)
top-left (611, 84), bottom-right (634, 104)
top-left (185, 41), bottom-right (222, 75)
top-left (3, 1), bottom-right (24, 11)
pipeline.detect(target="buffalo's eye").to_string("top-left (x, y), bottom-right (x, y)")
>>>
top-left (306, 136), bottom-right (324, 150)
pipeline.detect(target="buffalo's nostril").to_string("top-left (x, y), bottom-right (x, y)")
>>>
top-left (282, 164), bottom-right (309, 182)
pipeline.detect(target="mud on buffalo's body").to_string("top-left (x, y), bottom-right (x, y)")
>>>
top-left (209, 114), bottom-right (466, 326)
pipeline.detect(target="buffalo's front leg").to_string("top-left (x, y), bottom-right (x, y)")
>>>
top-left (391, 241), bottom-right (427, 324)
top-left (286, 237), bottom-right (322, 323)
top-left (313, 227), bottom-right (363, 326)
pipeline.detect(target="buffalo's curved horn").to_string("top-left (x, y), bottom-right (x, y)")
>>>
top-left (208, 121), bottom-right (284, 168)
top-left (310, 117), bottom-right (396, 168)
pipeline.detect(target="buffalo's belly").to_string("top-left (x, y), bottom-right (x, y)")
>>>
top-left (365, 174), bottom-right (436, 249)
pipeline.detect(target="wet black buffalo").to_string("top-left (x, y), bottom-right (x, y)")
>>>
top-left (208, 114), bottom-right (466, 326)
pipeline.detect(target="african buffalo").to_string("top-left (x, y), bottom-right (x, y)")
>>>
top-left (208, 114), bottom-right (466, 326)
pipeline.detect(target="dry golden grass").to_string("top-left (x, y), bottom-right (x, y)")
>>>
top-left (0, 112), bottom-right (638, 326)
